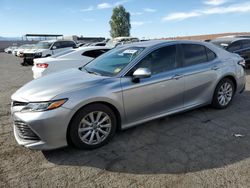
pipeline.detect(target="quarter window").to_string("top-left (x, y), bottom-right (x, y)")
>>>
top-left (206, 47), bottom-right (217, 61)
top-left (182, 44), bottom-right (207, 66)
top-left (134, 45), bottom-right (177, 75)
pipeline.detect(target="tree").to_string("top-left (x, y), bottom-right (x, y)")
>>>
top-left (109, 5), bottom-right (131, 38)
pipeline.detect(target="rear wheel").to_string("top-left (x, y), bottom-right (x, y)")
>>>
top-left (212, 78), bottom-right (235, 109)
top-left (69, 104), bottom-right (117, 149)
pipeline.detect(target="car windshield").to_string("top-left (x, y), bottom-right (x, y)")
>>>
top-left (83, 47), bottom-right (145, 76)
top-left (211, 40), bottom-right (231, 49)
top-left (34, 42), bottom-right (53, 49)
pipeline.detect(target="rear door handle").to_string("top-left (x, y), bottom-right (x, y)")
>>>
top-left (172, 74), bottom-right (183, 80)
top-left (211, 66), bottom-right (220, 70)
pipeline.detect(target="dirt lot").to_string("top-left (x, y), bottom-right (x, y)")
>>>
top-left (0, 53), bottom-right (250, 187)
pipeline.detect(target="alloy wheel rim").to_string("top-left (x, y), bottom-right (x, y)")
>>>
top-left (78, 111), bottom-right (111, 145)
top-left (217, 82), bottom-right (233, 106)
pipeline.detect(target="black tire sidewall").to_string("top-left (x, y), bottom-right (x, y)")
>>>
top-left (212, 78), bottom-right (235, 109)
top-left (69, 104), bottom-right (117, 149)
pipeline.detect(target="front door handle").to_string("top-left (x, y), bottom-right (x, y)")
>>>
top-left (172, 74), bottom-right (183, 80)
top-left (211, 66), bottom-right (220, 70)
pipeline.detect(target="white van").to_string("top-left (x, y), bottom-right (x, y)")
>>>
top-left (22, 40), bottom-right (76, 65)
top-left (106, 37), bottom-right (140, 48)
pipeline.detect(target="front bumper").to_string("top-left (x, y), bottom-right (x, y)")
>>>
top-left (11, 106), bottom-right (72, 150)
top-left (23, 53), bottom-right (42, 64)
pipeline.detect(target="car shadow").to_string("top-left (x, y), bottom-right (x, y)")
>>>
top-left (43, 87), bottom-right (250, 175)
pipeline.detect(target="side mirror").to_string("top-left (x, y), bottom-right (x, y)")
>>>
top-left (52, 46), bottom-right (57, 50)
top-left (132, 68), bottom-right (151, 82)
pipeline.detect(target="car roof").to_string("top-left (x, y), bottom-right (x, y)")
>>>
top-left (119, 40), bottom-right (208, 48)
top-left (76, 46), bottom-right (112, 51)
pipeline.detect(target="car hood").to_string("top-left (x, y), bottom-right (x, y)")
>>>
top-left (11, 68), bottom-right (107, 102)
top-left (24, 49), bottom-right (46, 53)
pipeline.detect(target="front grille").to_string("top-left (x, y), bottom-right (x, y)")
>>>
top-left (14, 120), bottom-right (40, 141)
top-left (24, 53), bottom-right (35, 58)
top-left (12, 101), bottom-right (28, 107)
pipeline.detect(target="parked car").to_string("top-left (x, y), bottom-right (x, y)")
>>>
top-left (106, 37), bottom-right (139, 48)
top-left (11, 40), bottom-right (246, 150)
top-left (12, 48), bottom-right (19, 56)
top-left (211, 37), bottom-right (250, 68)
top-left (4, 46), bottom-right (18, 54)
top-left (32, 46), bottom-right (111, 79)
top-left (22, 40), bottom-right (76, 65)
top-left (15, 44), bottom-right (34, 57)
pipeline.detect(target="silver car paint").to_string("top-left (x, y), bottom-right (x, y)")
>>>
top-left (11, 40), bottom-right (246, 150)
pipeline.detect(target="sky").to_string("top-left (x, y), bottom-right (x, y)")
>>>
top-left (0, 0), bottom-right (250, 38)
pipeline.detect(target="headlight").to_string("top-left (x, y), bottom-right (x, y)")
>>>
top-left (35, 52), bottom-right (42, 57)
top-left (21, 99), bottom-right (67, 112)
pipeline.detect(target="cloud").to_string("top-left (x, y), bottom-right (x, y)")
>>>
top-left (144, 8), bottom-right (157, 13)
top-left (97, 3), bottom-right (113, 9)
top-left (203, 3), bottom-right (250, 14)
top-left (131, 21), bottom-right (145, 26)
top-left (131, 12), bottom-right (143, 16)
top-left (163, 12), bottom-right (201, 21)
top-left (163, 2), bottom-right (250, 21)
top-left (114, 0), bottom-right (130, 6)
top-left (81, 6), bottom-right (94, 12)
top-left (81, 1), bottom-right (130, 12)
top-left (131, 21), bottom-right (152, 26)
top-left (96, 1), bottom-right (129, 10)
top-left (204, 0), bottom-right (228, 6)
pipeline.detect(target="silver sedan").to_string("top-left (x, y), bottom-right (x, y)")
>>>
top-left (11, 40), bottom-right (246, 150)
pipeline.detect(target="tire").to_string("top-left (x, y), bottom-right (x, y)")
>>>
top-left (212, 78), bottom-right (235, 109)
top-left (69, 104), bottom-right (117, 149)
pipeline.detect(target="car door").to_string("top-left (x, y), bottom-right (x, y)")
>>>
top-left (180, 43), bottom-right (220, 107)
top-left (121, 45), bottom-right (184, 124)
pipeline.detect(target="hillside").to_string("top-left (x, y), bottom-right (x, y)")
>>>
top-left (163, 32), bottom-right (250, 41)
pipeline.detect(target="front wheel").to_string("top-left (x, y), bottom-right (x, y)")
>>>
top-left (212, 78), bottom-right (235, 109)
top-left (69, 104), bottom-right (117, 149)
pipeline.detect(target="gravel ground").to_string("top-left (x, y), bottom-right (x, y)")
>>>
top-left (0, 53), bottom-right (250, 188)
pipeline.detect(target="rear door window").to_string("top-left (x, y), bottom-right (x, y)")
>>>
top-left (242, 40), bottom-right (250, 49)
top-left (182, 44), bottom-right (208, 66)
top-left (65, 41), bottom-right (76, 48)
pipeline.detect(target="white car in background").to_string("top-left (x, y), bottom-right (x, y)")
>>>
top-left (16, 44), bottom-right (34, 57)
top-left (4, 46), bottom-right (18, 54)
top-left (23, 40), bottom-right (76, 65)
top-left (106, 37), bottom-right (140, 48)
top-left (32, 46), bottom-right (111, 79)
